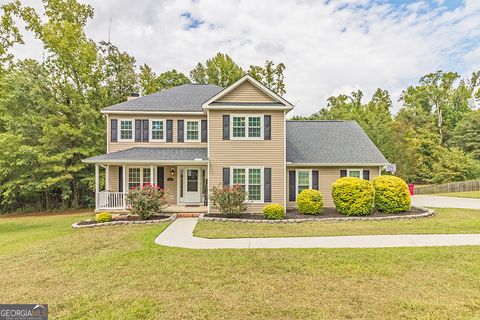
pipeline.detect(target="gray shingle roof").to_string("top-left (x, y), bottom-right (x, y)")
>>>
top-left (286, 120), bottom-right (389, 164)
top-left (83, 147), bottom-right (208, 163)
top-left (102, 84), bottom-right (223, 112)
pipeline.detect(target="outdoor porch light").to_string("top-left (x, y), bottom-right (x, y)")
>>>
top-left (170, 168), bottom-right (175, 176)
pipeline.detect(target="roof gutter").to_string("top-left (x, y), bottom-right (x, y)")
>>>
top-left (82, 159), bottom-right (209, 165)
top-left (286, 162), bottom-right (390, 167)
top-left (101, 110), bottom-right (206, 115)
top-left (202, 105), bottom-right (293, 111)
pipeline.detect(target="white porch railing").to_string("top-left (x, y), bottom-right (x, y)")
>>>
top-left (96, 191), bottom-right (127, 210)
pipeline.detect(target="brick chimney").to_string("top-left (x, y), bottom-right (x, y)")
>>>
top-left (127, 93), bottom-right (140, 101)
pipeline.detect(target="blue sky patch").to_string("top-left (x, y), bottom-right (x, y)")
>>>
top-left (180, 12), bottom-right (204, 29)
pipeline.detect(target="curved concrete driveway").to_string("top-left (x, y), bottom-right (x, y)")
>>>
top-left (154, 218), bottom-right (480, 249)
top-left (412, 195), bottom-right (480, 209)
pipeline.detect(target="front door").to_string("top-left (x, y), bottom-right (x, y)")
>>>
top-left (183, 168), bottom-right (201, 203)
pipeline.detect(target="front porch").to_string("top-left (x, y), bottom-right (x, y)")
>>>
top-left (85, 147), bottom-right (210, 212)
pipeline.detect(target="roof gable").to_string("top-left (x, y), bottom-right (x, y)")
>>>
top-left (203, 75), bottom-right (293, 110)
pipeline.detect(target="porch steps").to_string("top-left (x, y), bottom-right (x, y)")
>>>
top-left (176, 212), bottom-right (203, 218)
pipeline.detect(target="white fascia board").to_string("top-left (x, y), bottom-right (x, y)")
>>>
top-left (82, 159), bottom-right (209, 165)
top-left (286, 162), bottom-right (390, 167)
top-left (101, 110), bottom-right (205, 115)
top-left (203, 105), bottom-right (293, 111)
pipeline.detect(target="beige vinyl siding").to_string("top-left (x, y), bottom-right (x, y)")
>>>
top-left (287, 166), bottom-right (381, 208)
top-left (208, 110), bottom-right (285, 213)
top-left (108, 165), bottom-right (120, 192)
top-left (107, 114), bottom-right (207, 153)
top-left (217, 80), bottom-right (275, 103)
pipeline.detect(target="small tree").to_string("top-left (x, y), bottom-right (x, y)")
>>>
top-left (126, 184), bottom-right (169, 220)
top-left (209, 185), bottom-right (247, 217)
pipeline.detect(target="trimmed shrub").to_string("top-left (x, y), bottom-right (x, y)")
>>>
top-left (97, 212), bottom-right (112, 223)
top-left (332, 177), bottom-right (374, 216)
top-left (373, 175), bottom-right (411, 213)
top-left (126, 184), bottom-right (169, 220)
top-left (297, 189), bottom-right (323, 215)
top-left (263, 204), bottom-right (286, 220)
top-left (210, 184), bottom-right (247, 217)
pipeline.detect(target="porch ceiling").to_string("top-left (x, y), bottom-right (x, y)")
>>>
top-left (83, 147), bottom-right (208, 164)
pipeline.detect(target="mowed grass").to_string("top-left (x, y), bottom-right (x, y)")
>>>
top-left (1, 212), bottom-right (480, 319)
top-left (194, 208), bottom-right (480, 238)
top-left (434, 191), bottom-right (480, 199)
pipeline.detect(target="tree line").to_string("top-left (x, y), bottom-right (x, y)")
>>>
top-left (0, 0), bottom-right (479, 213)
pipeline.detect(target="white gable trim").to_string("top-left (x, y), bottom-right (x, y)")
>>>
top-left (201, 75), bottom-right (293, 109)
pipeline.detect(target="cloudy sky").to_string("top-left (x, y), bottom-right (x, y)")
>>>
top-left (12, 0), bottom-right (480, 115)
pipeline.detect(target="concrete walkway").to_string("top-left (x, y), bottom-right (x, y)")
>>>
top-left (154, 218), bottom-right (480, 249)
top-left (412, 195), bottom-right (480, 209)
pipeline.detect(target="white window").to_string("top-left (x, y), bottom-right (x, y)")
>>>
top-left (150, 119), bottom-right (165, 141)
top-left (128, 167), bottom-right (151, 190)
top-left (296, 170), bottom-right (312, 195)
top-left (231, 115), bottom-right (263, 139)
top-left (119, 120), bottom-right (133, 141)
top-left (347, 169), bottom-right (362, 178)
top-left (231, 167), bottom-right (263, 202)
top-left (185, 120), bottom-right (200, 142)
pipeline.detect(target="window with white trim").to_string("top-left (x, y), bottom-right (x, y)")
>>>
top-left (231, 115), bottom-right (263, 139)
top-left (128, 167), bottom-right (151, 190)
top-left (185, 120), bottom-right (200, 141)
top-left (296, 170), bottom-right (312, 195)
top-left (119, 120), bottom-right (133, 141)
top-left (231, 167), bottom-right (263, 202)
top-left (150, 119), bottom-right (165, 141)
top-left (347, 169), bottom-right (361, 178)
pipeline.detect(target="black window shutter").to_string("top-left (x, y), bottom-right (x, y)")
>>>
top-left (223, 115), bottom-right (230, 140)
top-left (223, 168), bottom-right (230, 187)
top-left (166, 120), bottom-right (173, 142)
top-left (201, 120), bottom-right (208, 142)
top-left (157, 166), bottom-right (164, 189)
top-left (312, 170), bottom-right (319, 190)
top-left (340, 170), bottom-right (347, 177)
top-left (142, 120), bottom-right (149, 142)
top-left (177, 120), bottom-right (184, 142)
top-left (118, 166), bottom-right (123, 192)
top-left (264, 115), bottom-right (271, 140)
top-left (135, 119), bottom-right (142, 142)
top-left (289, 170), bottom-right (296, 201)
top-left (264, 168), bottom-right (272, 202)
top-left (363, 169), bottom-right (370, 181)
top-left (110, 119), bottom-right (118, 142)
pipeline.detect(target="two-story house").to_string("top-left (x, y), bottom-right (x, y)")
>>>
top-left (84, 75), bottom-right (389, 213)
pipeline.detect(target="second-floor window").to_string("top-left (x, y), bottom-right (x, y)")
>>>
top-left (231, 115), bottom-right (263, 139)
top-left (185, 120), bottom-right (200, 142)
top-left (150, 119), bottom-right (165, 141)
top-left (119, 120), bottom-right (133, 141)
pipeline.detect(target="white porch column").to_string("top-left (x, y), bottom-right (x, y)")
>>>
top-left (150, 164), bottom-right (154, 185)
top-left (95, 164), bottom-right (100, 210)
top-left (122, 164), bottom-right (127, 208)
top-left (105, 165), bottom-right (109, 191)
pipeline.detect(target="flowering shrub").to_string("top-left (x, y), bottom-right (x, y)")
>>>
top-left (210, 185), bottom-right (247, 217)
top-left (126, 184), bottom-right (169, 220)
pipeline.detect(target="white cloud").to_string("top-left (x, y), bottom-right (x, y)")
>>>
top-left (9, 0), bottom-right (480, 116)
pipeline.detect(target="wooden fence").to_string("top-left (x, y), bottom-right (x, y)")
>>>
top-left (415, 180), bottom-right (480, 195)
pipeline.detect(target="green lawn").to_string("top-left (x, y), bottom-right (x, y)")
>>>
top-left (194, 208), bottom-right (480, 238)
top-left (434, 191), bottom-right (480, 199)
top-left (1, 211), bottom-right (480, 319)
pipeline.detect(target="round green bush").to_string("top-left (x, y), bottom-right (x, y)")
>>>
top-left (263, 204), bottom-right (286, 220)
top-left (97, 212), bottom-right (112, 223)
top-left (297, 189), bottom-right (323, 215)
top-left (373, 175), bottom-right (411, 213)
top-left (331, 177), bottom-right (374, 216)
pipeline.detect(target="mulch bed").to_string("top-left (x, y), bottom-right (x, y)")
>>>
top-left (203, 207), bottom-right (428, 221)
top-left (77, 214), bottom-right (170, 226)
